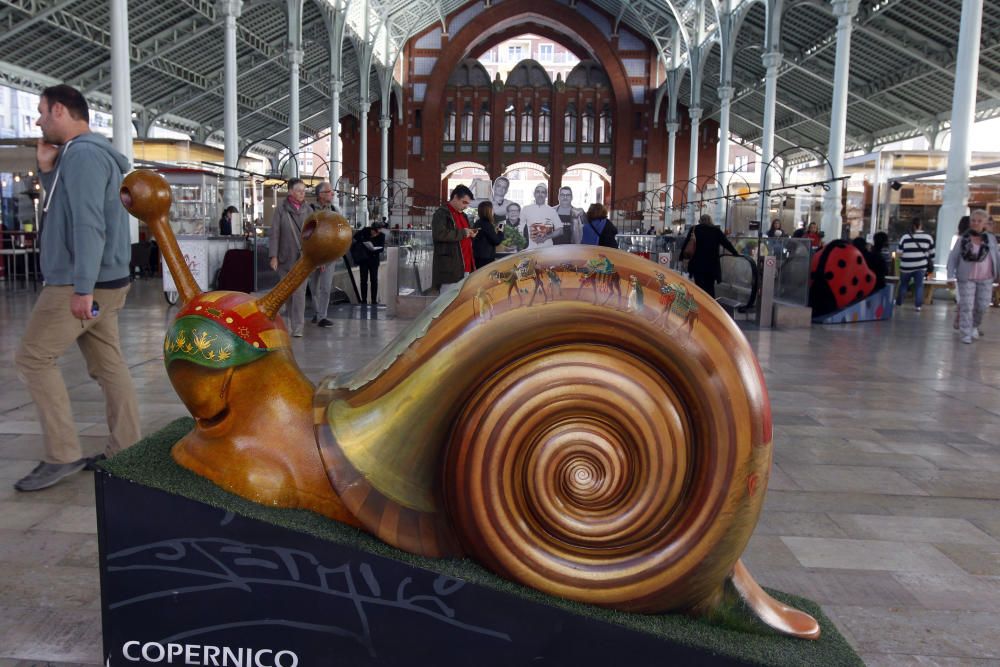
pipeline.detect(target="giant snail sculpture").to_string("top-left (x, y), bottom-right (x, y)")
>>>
top-left (120, 169), bottom-right (820, 640)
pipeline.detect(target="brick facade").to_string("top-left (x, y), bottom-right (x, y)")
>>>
top-left (339, 0), bottom-right (719, 215)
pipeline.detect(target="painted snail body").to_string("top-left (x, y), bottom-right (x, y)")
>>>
top-left (122, 170), bottom-right (818, 639)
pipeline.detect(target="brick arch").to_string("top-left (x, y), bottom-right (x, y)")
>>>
top-left (465, 23), bottom-right (592, 65)
top-left (420, 0), bottom-right (637, 200)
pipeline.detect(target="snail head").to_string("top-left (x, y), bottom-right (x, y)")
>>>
top-left (119, 170), bottom-right (304, 432)
top-left (164, 292), bottom-right (296, 434)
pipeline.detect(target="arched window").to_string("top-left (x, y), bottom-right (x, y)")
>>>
top-left (478, 102), bottom-right (491, 142)
top-left (520, 104), bottom-right (534, 143)
top-left (599, 104), bottom-right (612, 144)
top-left (581, 104), bottom-right (595, 143)
top-left (504, 103), bottom-right (516, 141)
top-left (538, 103), bottom-right (551, 143)
top-left (564, 104), bottom-right (577, 143)
top-left (460, 103), bottom-right (474, 142)
top-left (444, 103), bottom-right (456, 142)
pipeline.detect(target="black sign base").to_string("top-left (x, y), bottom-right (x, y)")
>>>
top-left (96, 471), bottom-right (751, 666)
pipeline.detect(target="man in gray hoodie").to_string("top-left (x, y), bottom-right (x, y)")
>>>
top-left (14, 84), bottom-right (141, 492)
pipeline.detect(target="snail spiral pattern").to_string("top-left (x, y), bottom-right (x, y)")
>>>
top-left (442, 295), bottom-right (771, 613)
top-left (448, 346), bottom-right (691, 560)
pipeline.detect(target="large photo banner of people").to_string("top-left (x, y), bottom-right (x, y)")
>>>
top-left (477, 176), bottom-right (587, 250)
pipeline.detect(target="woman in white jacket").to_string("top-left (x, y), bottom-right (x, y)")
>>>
top-left (947, 210), bottom-right (1000, 344)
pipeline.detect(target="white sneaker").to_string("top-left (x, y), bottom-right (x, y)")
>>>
top-left (973, 328), bottom-right (981, 339)
top-left (962, 336), bottom-right (973, 344)
top-left (915, 306), bottom-right (922, 312)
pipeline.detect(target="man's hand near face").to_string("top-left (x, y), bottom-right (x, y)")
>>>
top-left (36, 138), bottom-right (59, 173)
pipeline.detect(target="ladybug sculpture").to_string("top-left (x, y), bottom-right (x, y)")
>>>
top-left (810, 240), bottom-right (877, 317)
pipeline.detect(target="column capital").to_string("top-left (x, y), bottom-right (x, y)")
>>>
top-left (666, 122), bottom-right (680, 133)
top-left (287, 48), bottom-right (303, 66)
top-left (761, 50), bottom-right (783, 70)
top-left (688, 107), bottom-right (703, 121)
top-left (216, 0), bottom-right (242, 18)
top-left (358, 97), bottom-right (370, 111)
top-left (330, 79), bottom-right (344, 94)
top-left (831, 0), bottom-right (860, 20)
top-left (718, 86), bottom-right (735, 102)
top-left (379, 116), bottom-right (391, 129)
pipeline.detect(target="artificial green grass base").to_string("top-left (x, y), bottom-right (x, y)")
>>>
top-left (102, 419), bottom-right (863, 667)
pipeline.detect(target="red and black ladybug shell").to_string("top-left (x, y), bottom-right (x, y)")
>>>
top-left (809, 240), bottom-right (876, 316)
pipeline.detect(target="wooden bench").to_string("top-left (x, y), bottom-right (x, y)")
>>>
top-left (886, 276), bottom-right (950, 304)
top-left (887, 276), bottom-right (1000, 306)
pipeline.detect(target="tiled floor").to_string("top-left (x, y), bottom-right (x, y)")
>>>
top-left (2, 278), bottom-right (999, 665)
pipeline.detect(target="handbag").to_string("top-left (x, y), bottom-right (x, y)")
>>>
top-left (682, 229), bottom-right (696, 259)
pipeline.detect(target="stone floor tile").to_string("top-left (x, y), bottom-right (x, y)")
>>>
top-left (763, 463), bottom-right (800, 491)
top-left (823, 606), bottom-right (1000, 659)
top-left (892, 572), bottom-right (1000, 612)
top-left (971, 517), bottom-right (1000, 541)
top-left (0, 501), bottom-right (62, 531)
top-left (775, 446), bottom-right (937, 470)
top-left (878, 441), bottom-right (968, 458)
top-left (0, 606), bottom-right (101, 663)
top-left (763, 490), bottom-right (893, 515)
top-left (898, 469), bottom-right (1000, 500)
top-left (754, 510), bottom-right (848, 538)
top-left (933, 542), bottom-right (1000, 577)
top-left (752, 567), bottom-right (921, 607)
top-left (828, 514), bottom-right (999, 545)
top-left (0, 530), bottom-right (95, 567)
top-left (780, 537), bottom-right (964, 573)
top-left (0, 564), bottom-right (100, 609)
top-left (776, 464), bottom-right (929, 496)
top-left (739, 534), bottom-right (803, 571)
top-left (873, 429), bottom-right (990, 446)
top-left (32, 505), bottom-right (97, 535)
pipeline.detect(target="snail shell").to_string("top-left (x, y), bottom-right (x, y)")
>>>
top-left (315, 247), bottom-right (774, 615)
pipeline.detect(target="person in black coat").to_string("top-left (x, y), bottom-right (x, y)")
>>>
top-left (472, 201), bottom-right (505, 269)
top-left (352, 222), bottom-right (385, 304)
top-left (681, 214), bottom-right (739, 298)
top-left (218, 206), bottom-right (238, 236)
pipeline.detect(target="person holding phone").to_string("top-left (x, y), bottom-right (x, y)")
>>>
top-left (431, 185), bottom-right (478, 291)
top-left (473, 201), bottom-right (505, 269)
top-left (14, 84), bottom-right (140, 492)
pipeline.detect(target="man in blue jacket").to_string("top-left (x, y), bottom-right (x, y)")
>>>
top-left (14, 84), bottom-right (141, 491)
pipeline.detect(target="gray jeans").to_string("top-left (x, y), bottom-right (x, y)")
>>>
top-left (308, 264), bottom-right (334, 319)
top-left (957, 279), bottom-right (992, 337)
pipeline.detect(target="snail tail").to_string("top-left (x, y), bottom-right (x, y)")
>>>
top-left (693, 559), bottom-right (821, 640)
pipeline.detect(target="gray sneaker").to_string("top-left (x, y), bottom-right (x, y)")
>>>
top-left (14, 460), bottom-right (87, 492)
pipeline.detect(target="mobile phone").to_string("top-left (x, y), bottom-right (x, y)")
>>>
top-left (91, 301), bottom-right (100, 317)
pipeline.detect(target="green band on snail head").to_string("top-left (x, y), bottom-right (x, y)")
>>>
top-left (165, 315), bottom-right (268, 369)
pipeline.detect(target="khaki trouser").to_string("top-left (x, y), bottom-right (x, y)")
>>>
top-left (15, 284), bottom-right (141, 464)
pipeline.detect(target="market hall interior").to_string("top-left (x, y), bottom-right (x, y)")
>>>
top-left (2, 0), bottom-right (1000, 664)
